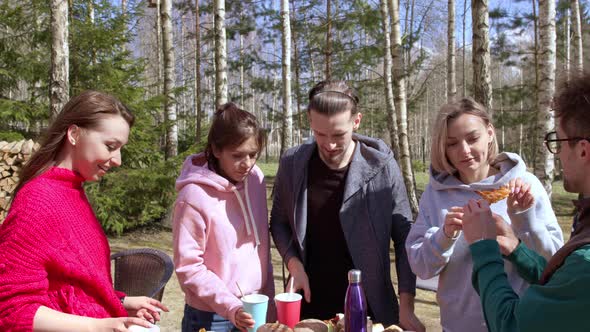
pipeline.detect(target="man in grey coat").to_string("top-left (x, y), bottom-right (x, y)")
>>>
top-left (270, 80), bottom-right (424, 331)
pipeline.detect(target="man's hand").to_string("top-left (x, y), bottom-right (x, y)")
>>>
top-left (398, 293), bottom-right (425, 332)
top-left (286, 257), bottom-right (311, 303)
top-left (462, 199), bottom-right (496, 245)
top-left (492, 213), bottom-right (519, 256)
top-left (507, 178), bottom-right (535, 214)
top-left (123, 296), bottom-right (169, 323)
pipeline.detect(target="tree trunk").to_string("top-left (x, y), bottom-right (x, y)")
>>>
top-left (122, 0), bottom-right (127, 53)
top-left (462, 0), bottom-right (467, 96)
top-left (290, 0), bottom-right (303, 145)
top-left (535, 0), bottom-right (556, 196)
top-left (519, 68), bottom-right (524, 157)
top-left (50, 0), bottom-right (69, 118)
top-left (214, 0), bottom-right (228, 107)
top-left (447, 0), bottom-right (457, 101)
top-left (239, 34), bottom-right (245, 107)
top-left (565, 6), bottom-right (570, 82)
top-left (379, 0), bottom-right (400, 157)
top-left (572, 0), bottom-right (583, 73)
top-left (195, 0), bottom-right (202, 143)
top-left (388, 0), bottom-right (419, 215)
top-left (531, 0), bottom-right (539, 172)
top-left (180, 15), bottom-right (187, 120)
top-left (325, 0), bottom-right (332, 80)
top-left (280, 0), bottom-right (293, 156)
top-left (161, 0), bottom-right (178, 158)
top-left (471, 0), bottom-right (493, 113)
top-left (405, 0), bottom-right (416, 91)
top-left (156, 0), bottom-right (163, 95)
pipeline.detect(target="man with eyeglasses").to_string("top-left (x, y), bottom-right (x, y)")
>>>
top-left (459, 73), bottom-right (590, 332)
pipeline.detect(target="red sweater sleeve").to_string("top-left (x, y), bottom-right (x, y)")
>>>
top-left (0, 213), bottom-right (54, 332)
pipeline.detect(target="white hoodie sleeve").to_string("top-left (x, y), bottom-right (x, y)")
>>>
top-left (507, 174), bottom-right (564, 260)
top-left (405, 187), bottom-right (460, 279)
top-left (172, 200), bottom-right (242, 325)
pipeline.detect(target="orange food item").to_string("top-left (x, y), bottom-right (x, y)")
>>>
top-left (475, 186), bottom-right (511, 204)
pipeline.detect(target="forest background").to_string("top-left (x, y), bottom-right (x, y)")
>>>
top-left (1, 0), bottom-right (588, 329)
top-left (3, 0), bottom-right (588, 233)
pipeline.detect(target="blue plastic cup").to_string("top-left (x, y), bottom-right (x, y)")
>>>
top-left (241, 294), bottom-right (269, 332)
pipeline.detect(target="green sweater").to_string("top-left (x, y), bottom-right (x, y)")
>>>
top-left (470, 240), bottom-right (590, 332)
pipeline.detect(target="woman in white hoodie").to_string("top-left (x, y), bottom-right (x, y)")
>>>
top-left (173, 103), bottom-right (274, 332)
top-left (405, 97), bottom-right (563, 332)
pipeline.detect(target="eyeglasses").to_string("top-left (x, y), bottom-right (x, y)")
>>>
top-left (544, 131), bottom-right (590, 154)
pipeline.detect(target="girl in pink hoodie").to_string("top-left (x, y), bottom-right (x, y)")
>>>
top-left (173, 103), bottom-right (275, 332)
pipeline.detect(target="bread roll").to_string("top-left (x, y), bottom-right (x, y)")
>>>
top-left (294, 319), bottom-right (329, 332)
top-left (382, 324), bottom-right (403, 332)
top-left (257, 322), bottom-right (293, 332)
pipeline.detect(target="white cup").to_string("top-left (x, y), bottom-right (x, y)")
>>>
top-left (128, 324), bottom-right (160, 332)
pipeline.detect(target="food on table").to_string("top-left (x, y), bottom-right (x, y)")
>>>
top-left (371, 323), bottom-right (384, 332)
top-left (382, 325), bottom-right (403, 332)
top-left (257, 322), bottom-right (293, 332)
top-left (294, 319), bottom-right (329, 332)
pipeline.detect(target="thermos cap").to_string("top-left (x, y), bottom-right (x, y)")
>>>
top-left (348, 269), bottom-right (362, 283)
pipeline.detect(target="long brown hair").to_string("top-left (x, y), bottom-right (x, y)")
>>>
top-left (204, 102), bottom-right (265, 174)
top-left (13, 90), bottom-right (134, 198)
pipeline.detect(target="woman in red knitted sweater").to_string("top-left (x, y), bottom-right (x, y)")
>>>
top-left (0, 91), bottom-right (168, 332)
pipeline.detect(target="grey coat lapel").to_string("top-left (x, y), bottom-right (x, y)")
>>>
top-left (342, 138), bottom-right (383, 204)
top-left (292, 142), bottom-right (315, 253)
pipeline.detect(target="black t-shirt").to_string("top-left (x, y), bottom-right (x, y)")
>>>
top-left (302, 148), bottom-right (354, 320)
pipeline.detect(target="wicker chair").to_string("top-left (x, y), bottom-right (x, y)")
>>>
top-left (111, 248), bottom-right (174, 301)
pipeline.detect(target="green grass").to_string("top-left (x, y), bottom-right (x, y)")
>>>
top-left (257, 161), bottom-right (279, 179)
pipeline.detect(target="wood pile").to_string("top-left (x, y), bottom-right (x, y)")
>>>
top-left (0, 140), bottom-right (39, 222)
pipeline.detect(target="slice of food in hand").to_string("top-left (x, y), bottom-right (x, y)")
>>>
top-left (475, 185), bottom-right (511, 204)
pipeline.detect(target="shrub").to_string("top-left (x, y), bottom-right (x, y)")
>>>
top-left (0, 131), bottom-right (25, 142)
top-left (85, 159), bottom-right (180, 235)
top-left (412, 159), bottom-right (427, 173)
top-left (85, 133), bottom-right (208, 235)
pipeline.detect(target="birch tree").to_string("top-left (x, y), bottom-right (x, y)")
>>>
top-left (379, 0), bottom-right (400, 157)
top-left (156, 0), bottom-right (163, 95)
top-left (472, 0), bottom-right (493, 113)
top-left (290, 0), bottom-right (303, 144)
top-left (214, 0), bottom-right (228, 107)
top-left (50, 0), bottom-right (69, 118)
top-left (565, 5), bottom-right (570, 82)
top-left (448, 0), bottom-right (457, 101)
top-left (535, 0), bottom-right (556, 195)
top-left (195, 0), bottom-right (202, 143)
top-left (161, 0), bottom-right (178, 158)
top-left (280, 0), bottom-right (292, 156)
top-left (325, 0), bottom-right (332, 80)
top-left (389, 0), bottom-right (418, 215)
top-left (462, 0), bottom-right (467, 96)
top-left (571, 0), bottom-right (583, 73)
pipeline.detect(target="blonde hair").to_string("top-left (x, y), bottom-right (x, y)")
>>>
top-left (430, 97), bottom-right (498, 174)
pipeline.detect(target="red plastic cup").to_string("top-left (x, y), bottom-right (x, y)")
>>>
top-left (274, 292), bottom-right (302, 328)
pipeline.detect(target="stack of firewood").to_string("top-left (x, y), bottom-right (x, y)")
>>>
top-left (0, 140), bottom-right (39, 222)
